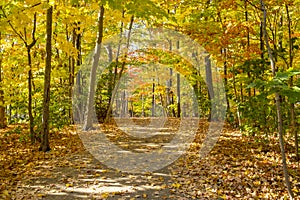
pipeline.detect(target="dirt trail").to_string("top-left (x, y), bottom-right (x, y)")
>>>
top-left (1, 120), bottom-right (300, 199)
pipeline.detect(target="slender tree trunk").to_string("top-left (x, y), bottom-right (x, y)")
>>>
top-left (106, 45), bottom-right (113, 99)
top-left (245, 0), bottom-right (252, 97)
top-left (105, 15), bottom-right (134, 123)
top-left (26, 13), bottom-right (37, 144)
top-left (8, 13), bottom-right (37, 142)
top-left (176, 41), bottom-right (181, 118)
top-left (112, 10), bottom-right (125, 89)
top-left (83, 5), bottom-right (104, 130)
top-left (205, 54), bottom-right (214, 121)
top-left (232, 65), bottom-right (241, 128)
top-left (39, 5), bottom-right (53, 152)
top-left (167, 39), bottom-right (175, 117)
top-left (222, 48), bottom-right (231, 120)
top-left (68, 22), bottom-right (82, 124)
top-left (285, 4), bottom-right (298, 161)
top-left (69, 58), bottom-right (75, 123)
top-left (152, 81), bottom-right (155, 117)
top-left (0, 32), bottom-right (6, 128)
top-left (105, 10), bottom-right (125, 121)
top-left (69, 29), bottom-right (76, 124)
top-left (260, 1), bottom-right (294, 199)
top-left (142, 94), bottom-right (145, 117)
top-left (176, 73), bottom-right (180, 118)
top-left (27, 48), bottom-right (35, 143)
top-left (1, 7), bottom-right (37, 135)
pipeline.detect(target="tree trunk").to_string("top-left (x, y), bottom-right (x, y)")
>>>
top-left (152, 81), bottom-right (155, 117)
top-left (39, 5), bottom-right (53, 152)
top-left (68, 21), bottom-right (82, 124)
top-left (167, 39), bottom-right (175, 117)
top-left (285, 4), bottom-right (298, 161)
top-left (106, 45), bottom-right (113, 101)
top-left (205, 54), bottom-right (214, 121)
top-left (27, 48), bottom-right (35, 143)
top-left (1, 7), bottom-right (37, 137)
top-left (260, 1), bottom-right (294, 199)
top-left (105, 15), bottom-right (134, 123)
top-left (68, 29), bottom-right (76, 124)
top-left (245, 0), bottom-right (252, 97)
top-left (105, 10), bottom-right (125, 121)
top-left (176, 41), bottom-right (181, 118)
top-left (0, 32), bottom-right (6, 128)
top-left (83, 5), bottom-right (104, 130)
top-left (222, 48), bottom-right (231, 120)
top-left (26, 13), bottom-right (37, 144)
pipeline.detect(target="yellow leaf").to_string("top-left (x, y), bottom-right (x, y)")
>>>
top-left (292, 188), bottom-right (299, 193)
top-left (37, 193), bottom-right (46, 197)
top-left (26, 162), bottom-right (34, 168)
top-left (253, 181), bottom-right (260, 186)
top-left (66, 183), bottom-right (73, 187)
top-left (172, 182), bottom-right (181, 188)
top-left (101, 193), bottom-right (109, 198)
top-left (2, 190), bottom-right (9, 197)
top-left (142, 193), bottom-right (147, 198)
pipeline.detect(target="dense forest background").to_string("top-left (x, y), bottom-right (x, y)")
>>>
top-left (0, 0), bottom-right (300, 199)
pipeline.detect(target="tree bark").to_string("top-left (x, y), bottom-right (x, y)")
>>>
top-left (245, 0), bottom-right (252, 97)
top-left (222, 48), bottom-right (231, 119)
top-left (0, 32), bottom-right (6, 128)
top-left (83, 5), bottom-right (104, 130)
top-left (176, 41), bottom-right (181, 118)
top-left (260, 1), bottom-right (294, 199)
top-left (285, 4), bottom-right (298, 161)
top-left (205, 54), bottom-right (214, 121)
top-left (39, 5), bottom-right (53, 152)
top-left (27, 48), bottom-right (35, 143)
top-left (152, 81), bottom-right (155, 117)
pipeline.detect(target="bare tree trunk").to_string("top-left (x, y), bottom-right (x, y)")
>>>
top-left (166, 39), bottom-right (175, 117)
top-left (105, 10), bottom-right (125, 121)
top-left (260, 1), bottom-right (294, 199)
top-left (105, 15), bottom-right (134, 123)
top-left (26, 13), bottom-right (37, 144)
top-left (245, 0), bottom-right (252, 97)
top-left (152, 81), bottom-right (155, 117)
top-left (39, 5), bottom-right (53, 152)
top-left (0, 32), bottom-right (6, 128)
top-left (83, 5), bottom-right (104, 130)
top-left (106, 44), bottom-right (113, 100)
top-left (27, 48), bottom-right (35, 143)
top-left (205, 54), bottom-right (214, 121)
top-left (69, 29), bottom-right (76, 124)
top-left (176, 41), bottom-right (181, 118)
top-left (69, 21), bottom-right (81, 124)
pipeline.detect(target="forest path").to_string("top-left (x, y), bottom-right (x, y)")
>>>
top-left (1, 120), bottom-right (299, 199)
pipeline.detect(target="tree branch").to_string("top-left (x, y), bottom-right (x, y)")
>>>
top-left (27, 12), bottom-right (37, 49)
top-left (0, 7), bottom-right (27, 45)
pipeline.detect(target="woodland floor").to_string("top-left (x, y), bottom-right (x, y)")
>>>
top-left (0, 119), bottom-right (300, 199)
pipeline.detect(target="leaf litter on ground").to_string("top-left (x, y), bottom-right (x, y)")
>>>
top-left (0, 119), bottom-right (299, 199)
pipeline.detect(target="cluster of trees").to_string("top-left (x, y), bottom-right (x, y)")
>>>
top-left (0, 0), bottom-right (300, 198)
